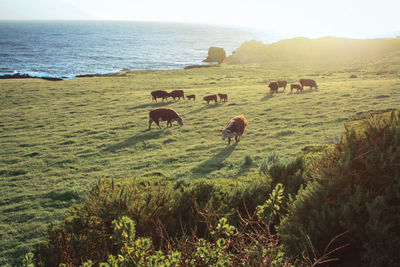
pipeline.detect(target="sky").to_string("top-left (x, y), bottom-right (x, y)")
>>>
top-left (1, 0), bottom-right (399, 38)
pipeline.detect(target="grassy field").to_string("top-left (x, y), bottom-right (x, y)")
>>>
top-left (1, 58), bottom-right (399, 263)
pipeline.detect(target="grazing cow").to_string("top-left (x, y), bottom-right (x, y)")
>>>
top-left (169, 90), bottom-right (185, 100)
top-left (218, 93), bottom-right (228, 102)
top-left (220, 115), bottom-right (248, 145)
top-left (300, 79), bottom-right (318, 90)
top-left (203, 94), bottom-right (218, 104)
top-left (290, 84), bottom-right (302, 92)
top-left (186, 94), bottom-right (196, 100)
top-left (277, 80), bottom-right (287, 90)
top-left (268, 81), bottom-right (279, 94)
top-left (147, 108), bottom-right (183, 130)
top-left (151, 90), bottom-right (169, 102)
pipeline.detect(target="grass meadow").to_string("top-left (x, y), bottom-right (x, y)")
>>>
top-left (1, 58), bottom-right (399, 263)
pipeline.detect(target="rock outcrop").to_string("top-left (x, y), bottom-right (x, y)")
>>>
top-left (0, 73), bottom-right (63, 81)
top-left (203, 47), bottom-right (226, 64)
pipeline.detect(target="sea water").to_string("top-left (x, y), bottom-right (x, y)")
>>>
top-left (0, 20), bottom-right (279, 78)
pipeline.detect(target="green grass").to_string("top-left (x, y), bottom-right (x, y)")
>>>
top-left (1, 58), bottom-right (400, 264)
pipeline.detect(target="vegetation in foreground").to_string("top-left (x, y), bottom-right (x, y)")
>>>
top-left (30, 110), bottom-right (400, 266)
top-left (1, 44), bottom-right (400, 264)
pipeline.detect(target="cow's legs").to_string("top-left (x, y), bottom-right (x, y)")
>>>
top-left (156, 121), bottom-right (162, 129)
top-left (148, 118), bottom-right (154, 130)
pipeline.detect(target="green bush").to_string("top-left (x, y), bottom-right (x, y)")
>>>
top-left (278, 110), bottom-right (400, 266)
top-left (34, 173), bottom-right (273, 266)
top-left (268, 156), bottom-right (306, 198)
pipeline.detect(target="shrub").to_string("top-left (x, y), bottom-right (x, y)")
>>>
top-left (61, 196), bottom-right (292, 266)
top-left (34, 173), bottom-right (273, 266)
top-left (244, 155), bottom-right (253, 166)
top-left (268, 156), bottom-right (306, 198)
top-left (278, 110), bottom-right (400, 266)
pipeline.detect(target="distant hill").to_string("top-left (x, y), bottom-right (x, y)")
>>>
top-left (225, 36), bottom-right (400, 64)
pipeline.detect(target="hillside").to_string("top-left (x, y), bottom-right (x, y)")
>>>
top-left (225, 36), bottom-right (400, 64)
top-left (1, 53), bottom-right (400, 264)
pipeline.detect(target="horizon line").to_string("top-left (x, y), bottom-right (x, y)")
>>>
top-left (0, 19), bottom-right (398, 40)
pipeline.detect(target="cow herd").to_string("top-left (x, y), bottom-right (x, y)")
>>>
top-left (147, 78), bottom-right (318, 144)
top-left (269, 79), bottom-right (318, 93)
top-left (151, 89), bottom-right (228, 104)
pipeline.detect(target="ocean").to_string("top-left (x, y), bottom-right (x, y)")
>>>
top-left (0, 21), bottom-right (279, 78)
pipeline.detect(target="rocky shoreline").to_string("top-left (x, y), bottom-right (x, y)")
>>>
top-left (0, 72), bottom-right (127, 81)
top-left (0, 65), bottom-right (216, 80)
top-left (0, 73), bottom-right (64, 81)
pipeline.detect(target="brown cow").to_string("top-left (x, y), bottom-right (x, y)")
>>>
top-left (290, 84), bottom-right (302, 92)
top-left (203, 94), bottom-right (218, 104)
top-left (300, 79), bottom-right (318, 90)
top-left (169, 90), bottom-right (185, 100)
top-left (147, 108), bottom-right (183, 130)
top-left (268, 81), bottom-right (279, 94)
top-left (218, 93), bottom-right (228, 102)
top-left (220, 115), bottom-right (248, 145)
top-left (186, 94), bottom-right (196, 100)
top-left (277, 80), bottom-right (287, 90)
top-left (151, 90), bottom-right (169, 102)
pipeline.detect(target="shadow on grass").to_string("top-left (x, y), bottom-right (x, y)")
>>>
top-left (127, 101), bottom-right (173, 110)
top-left (191, 143), bottom-right (237, 176)
top-left (236, 162), bottom-right (252, 177)
top-left (186, 103), bottom-right (221, 115)
top-left (287, 89), bottom-right (319, 95)
top-left (102, 130), bottom-right (165, 153)
top-left (260, 94), bottom-right (275, 101)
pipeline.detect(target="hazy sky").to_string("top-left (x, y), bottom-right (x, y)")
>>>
top-left (1, 0), bottom-right (399, 38)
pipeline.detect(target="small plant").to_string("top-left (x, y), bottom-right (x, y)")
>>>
top-left (257, 183), bottom-right (284, 224)
top-left (244, 155), bottom-right (253, 166)
top-left (259, 152), bottom-right (281, 174)
top-left (78, 216), bottom-right (181, 267)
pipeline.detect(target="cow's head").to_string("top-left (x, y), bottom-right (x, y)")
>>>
top-left (219, 128), bottom-right (231, 140)
top-left (177, 117), bottom-right (183, 127)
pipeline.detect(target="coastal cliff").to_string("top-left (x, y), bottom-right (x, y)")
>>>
top-left (225, 36), bottom-right (400, 64)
